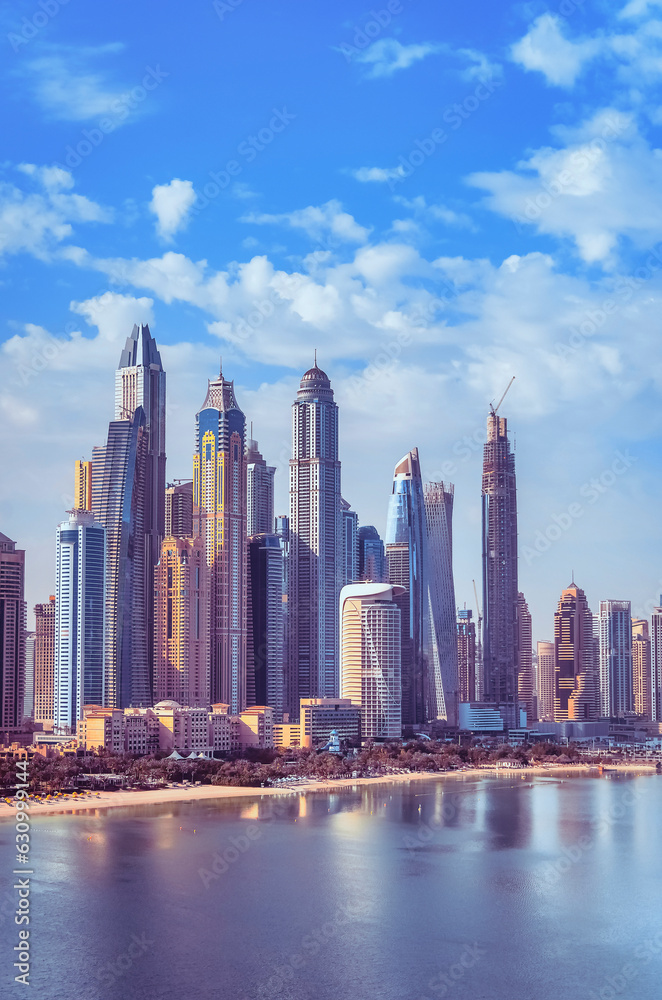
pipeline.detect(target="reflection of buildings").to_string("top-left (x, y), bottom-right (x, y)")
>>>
top-left (554, 582), bottom-right (598, 722)
top-left (385, 449), bottom-right (427, 726)
top-left (597, 600), bottom-right (632, 717)
top-left (340, 582), bottom-right (402, 739)
top-left (0, 531), bottom-right (26, 731)
top-left (482, 410), bottom-right (518, 725)
top-left (288, 363), bottom-right (342, 710)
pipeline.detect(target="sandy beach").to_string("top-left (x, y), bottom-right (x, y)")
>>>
top-left (1, 762), bottom-right (656, 819)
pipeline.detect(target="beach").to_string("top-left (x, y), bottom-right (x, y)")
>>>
top-left (2, 762), bottom-right (656, 818)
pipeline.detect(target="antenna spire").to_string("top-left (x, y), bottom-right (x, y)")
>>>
top-left (219, 355), bottom-right (223, 378)
top-left (314, 348), bottom-right (317, 366)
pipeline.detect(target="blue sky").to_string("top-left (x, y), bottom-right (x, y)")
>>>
top-left (2, 0), bottom-right (662, 639)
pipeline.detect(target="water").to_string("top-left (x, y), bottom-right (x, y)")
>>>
top-left (2, 772), bottom-right (661, 999)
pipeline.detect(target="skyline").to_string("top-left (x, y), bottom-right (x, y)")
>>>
top-left (2, 0), bottom-right (661, 644)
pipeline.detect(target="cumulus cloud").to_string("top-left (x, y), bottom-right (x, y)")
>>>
top-left (149, 178), bottom-right (197, 241)
top-left (241, 200), bottom-right (370, 245)
top-left (354, 39), bottom-right (442, 78)
top-left (511, 14), bottom-right (603, 86)
top-left (350, 166), bottom-right (408, 184)
top-left (21, 45), bottom-right (131, 121)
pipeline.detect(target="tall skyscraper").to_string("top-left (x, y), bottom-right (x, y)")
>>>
top-left (193, 365), bottom-right (248, 712)
top-left (481, 409), bottom-right (518, 725)
top-left (165, 481), bottom-right (193, 538)
top-left (340, 582), bottom-right (403, 739)
top-left (74, 460), bottom-right (92, 510)
top-left (554, 582), bottom-right (599, 722)
top-left (116, 323), bottom-right (166, 697)
top-left (247, 533), bottom-right (284, 720)
top-left (358, 525), bottom-right (385, 582)
top-left (651, 601), bottom-right (662, 721)
top-left (54, 510), bottom-right (105, 734)
top-left (457, 609), bottom-right (476, 703)
top-left (34, 596), bottom-right (55, 730)
top-left (597, 600), bottom-right (633, 717)
top-left (424, 481), bottom-right (458, 726)
top-left (385, 449), bottom-right (427, 726)
top-left (154, 536), bottom-right (209, 707)
top-left (516, 592), bottom-right (534, 723)
top-left (247, 437), bottom-right (275, 535)
top-left (536, 640), bottom-right (555, 721)
top-left (23, 631), bottom-right (35, 723)
top-left (288, 361), bottom-right (342, 712)
top-left (632, 619), bottom-right (652, 719)
top-left (341, 499), bottom-right (359, 585)
top-left (92, 409), bottom-right (149, 708)
top-left (0, 531), bottom-right (26, 731)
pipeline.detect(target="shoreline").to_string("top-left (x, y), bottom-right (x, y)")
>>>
top-left (2, 762), bottom-right (657, 819)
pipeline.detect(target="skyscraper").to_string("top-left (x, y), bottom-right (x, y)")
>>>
top-left (424, 481), bottom-right (458, 726)
top-left (340, 582), bottom-right (403, 739)
top-left (341, 499), bottom-right (359, 585)
top-left (54, 510), bottom-right (105, 734)
top-left (536, 640), bottom-right (555, 721)
top-left (92, 409), bottom-right (149, 708)
top-left (165, 481), bottom-right (193, 538)
top-left (288, 361), bottom-right (342, 711)
top-left (116, 323), bottom-right (166, 697)
top-left (632, 619), bottom-right (652, 719)
top-left (597, 601), bottom-right (633, 717)
top-left (651, 601), bottom-right (662, 721)
top-left (247, 437), bottom-right (275, 536)
top-left (385, 449), bottom-right (427, 726)
top-left (358, 526), bottom-right (385, 582)
top-left (154, 536), bottom-right (209, 707)
top-left (23, 631), bottom-right (35, 723)
top-left (457, 609), bottom-right (476, 703)
top-left (74, 460), bottom-right (92, 510)
top-left (516, 592), bottom-right (534, 723)
top-left (0, 531), bottom-right (26, 731)
top-left (554, 582), bottom-right (599, 722)
top-left (247, 533), bottom-right (284, 720)
top-left (481, 409), bottom-right (518, 725)
top-left (193, 365), bottom-right (248, 712)
top-left (34, 596), bottom-right (55, 730)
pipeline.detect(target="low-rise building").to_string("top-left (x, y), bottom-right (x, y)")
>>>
top-left (299, 698), bottom-right (361, 748)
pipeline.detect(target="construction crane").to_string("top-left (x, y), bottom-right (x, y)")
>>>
top-left (489, 376), bottom-right (515, 416)
top-left (472, 579), bottom-right (483, 702)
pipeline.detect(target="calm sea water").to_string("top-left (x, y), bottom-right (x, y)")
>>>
top-left (2, 773), bottom-right (661, 1000)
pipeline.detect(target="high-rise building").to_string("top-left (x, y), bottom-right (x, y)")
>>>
top-left (116, 323), bottom-right (166, 698)
top-left (0, 531), bottom-right (26, 731)
top-left (34, 596), bottom-right (55, 730)
top-left (597, 600), bottom-right (633, 718)
top-left (165, 481), bottom-right (193, 538)
top-left (358, 525), bottom-right (385, 582)
top-left (651, 601), bottom-right (662, 721)
top-left (247, 438), bottom-right (275, 536)
top-left (23, 632), bottom-right (35, 723)
top-left (385, 449), bottom-right (427, 726)
top-left (92, 408), bottom-right (149, 708)
top-left (247, 534), bottom-right (284, 721)
top-left (516, 592), bottom-right (534, 723)
top-left (536, 640), bottom-right (555, 722)
top-left (481, 409), bottom-right (518, 725)
top-left (424, 481), bottom-right (458, 726)
top-left (554, 582), bottom-right (599, 722)
top-left (74, 460), bottom-right (92, 510)
top-left (632, 619), bottom-right (652, 719)
top-left (275, 515), bottom-right (292, 717)
top-left (288, 361), bottom-right (342, 712)
top-left (154, 536), bottom-right (209, 708)
top-left (54, 510), bottom-right (105, 734)
top-left (341, 499), bottom-right (359, 585)
top-left (340, 582), bottom-right (403, 739)
top-left (193, 365), bottom-right (248, 712)
top-left (457, 609), bottom-right (476, 703)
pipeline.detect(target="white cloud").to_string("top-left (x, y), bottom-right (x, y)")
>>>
top-left (354, 39), bottom-right (442, 78)
top-left (24, 48), bottom-right (130, 121)
top-left (468, 111), bottom-right (662, 263)
top-left (619, 0), bottom-right (662, 18)
top-left (393, 195), bottom-right (475, 230)
top-left (511, 14), bottom-right (603, 86)
top-left (350, 166), bottom-right (408, 183)
top-left (149, 178), bottom-right (197, 241)
top-left (241, 200), bottom-right (370, 244)
top-left (0, 164), bottom-right (111, 261)
top-left (453, 46), bottom-right (502, 82)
